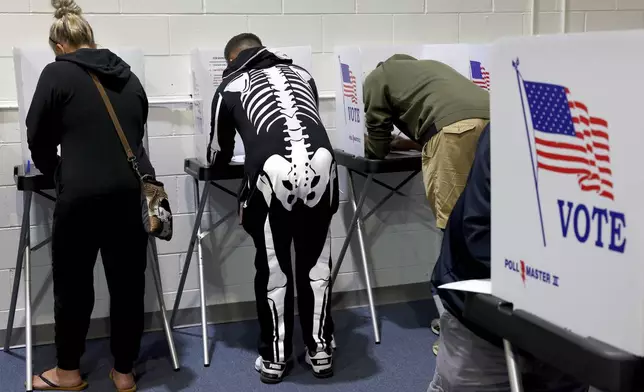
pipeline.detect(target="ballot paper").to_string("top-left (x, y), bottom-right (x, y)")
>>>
top-left (439, 279), bottom-right (492, 295)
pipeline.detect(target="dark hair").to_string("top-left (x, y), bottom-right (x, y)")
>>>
top-left (224, 33), bottom-right (263, 63)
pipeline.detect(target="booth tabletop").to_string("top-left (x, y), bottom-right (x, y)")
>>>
top-left (184, 158), bottom-right (245, 182)
top-left (464, 293), bottom-right (644, 392)
top-left (13, 165), bottom-right (55, 192)
top-left (334, 150), bottom-right (421, 174)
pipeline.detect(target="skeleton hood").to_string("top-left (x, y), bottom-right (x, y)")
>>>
top-left (223, 46), bottom-right (294, 79)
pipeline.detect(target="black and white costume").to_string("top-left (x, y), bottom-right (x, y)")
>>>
top-left (209, 47), bottom-right (339, 371)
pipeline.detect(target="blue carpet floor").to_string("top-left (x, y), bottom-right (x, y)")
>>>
top-left (0, 300), bottom-right (439, 392)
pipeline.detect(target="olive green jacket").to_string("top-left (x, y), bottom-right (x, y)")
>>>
top-left (363, 54), bottom-right (490, 159)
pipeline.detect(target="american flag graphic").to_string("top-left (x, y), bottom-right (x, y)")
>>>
top-left (470, 60), bottom-right (490, 91)
top-left (523, 81), bottom-right (614, 200)
top-left (341, 63), bottom-right (358, 104)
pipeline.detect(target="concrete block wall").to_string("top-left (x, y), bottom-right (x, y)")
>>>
top-left (0, 0), bottom-right (642, 329)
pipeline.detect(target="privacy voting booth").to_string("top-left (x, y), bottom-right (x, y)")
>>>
top-left (7, 47), bottom-right (179, 392)
top-left (483, 30), bottom-right (644, 391)
top-left (330, 43), bottom-right (489, 344)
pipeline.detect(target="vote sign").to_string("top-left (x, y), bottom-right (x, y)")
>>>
top-left (491, 31), bottom-right (644, 357)
top-left (334, 46), bottom-right (365, 157)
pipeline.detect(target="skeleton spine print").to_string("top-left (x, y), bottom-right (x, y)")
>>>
top-left (225, 64), bottom-right (334, 212)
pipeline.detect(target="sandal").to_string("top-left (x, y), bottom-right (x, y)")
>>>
top-left (32, 373), bottom-right (88, 391)
top-left (109, 369), bottom-right (137, 392)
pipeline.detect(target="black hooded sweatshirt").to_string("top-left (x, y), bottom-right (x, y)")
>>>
top-left (27, 48), bottom-right (154, 201)
top-left (209, 46), bottom-right (333, 187)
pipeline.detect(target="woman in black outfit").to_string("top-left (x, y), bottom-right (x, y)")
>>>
top-left (28, 1), bottom-right (155, 390)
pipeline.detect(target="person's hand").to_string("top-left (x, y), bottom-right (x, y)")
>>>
top-left (390, 135), bottom-right (422, 151)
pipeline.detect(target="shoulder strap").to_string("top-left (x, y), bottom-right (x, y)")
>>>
top-left (89, 72), bottom-right (135, 160)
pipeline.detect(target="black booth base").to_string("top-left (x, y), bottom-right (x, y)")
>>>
top-left (464, 294), bottom-right (644, 392)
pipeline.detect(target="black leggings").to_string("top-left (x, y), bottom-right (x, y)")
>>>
top-left (52, 191), bottom-right (148, 373)
top-left (242, 176), bottom-right (339, 362)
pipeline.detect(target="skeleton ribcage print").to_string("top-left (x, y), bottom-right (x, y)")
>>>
top-left (225, 65), bottom-right (322, 135)
top-left (225, 65), bottom-right (334, 212)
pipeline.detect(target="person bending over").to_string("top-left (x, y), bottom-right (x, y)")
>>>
top-left (428, 125), bottom-right (588, 392)
top-left (363, 54), bottom-right (489, 231)
top-left (209, 33), bottom-right (339, 384)
top-left (27, 0), bottom-right (156, 390)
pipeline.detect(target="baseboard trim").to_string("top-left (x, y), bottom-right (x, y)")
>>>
top-left (1, 282), bottom-right (430, 349)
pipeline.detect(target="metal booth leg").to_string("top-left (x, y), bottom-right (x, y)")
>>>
top-left (148, 238), bottom-right (180, 371)
top-left (503, 339), bottom-right (524, 392)
top-left (194, 179), bottom-right (211, 367)
top-left (348, 172), bottom-right (381, 344)
top-left (171, 179), bottom-right (210, 329)
top-left (171, 178), bottom-right (211, 367)
top-left (4, 191), bottom-right (30, 353)
top-left (331, 173), bottom-right (373, 284)
top-left (22, 192), bottom-right (34, 391)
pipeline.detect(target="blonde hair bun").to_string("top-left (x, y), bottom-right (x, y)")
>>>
top-left (52, 0), bottom-right (82, 19)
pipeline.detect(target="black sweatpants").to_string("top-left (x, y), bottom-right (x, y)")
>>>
top-left (52, 191), bottom-right (148, 373)
top-left (242, 174), bottom-right (339, 363)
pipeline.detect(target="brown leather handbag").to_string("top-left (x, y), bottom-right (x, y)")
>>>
top-left (90, 72), bottom-right (173, 241)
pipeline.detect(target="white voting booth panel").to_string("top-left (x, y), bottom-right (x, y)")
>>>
top-left (490, 31), bottom-right (644, 357)
top-left (14, 47), bottom-right (146, 175)
top-left (359, 45), bottom-right (424, 81)
top-left (334, 46), bottom-right (365, 157)
top-left (421, 44), bottom-right (471, 79)
top-left (192, 46), bottom-right (313, 165)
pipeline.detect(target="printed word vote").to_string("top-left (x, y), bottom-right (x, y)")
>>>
top-left (557, 199), bottom-right (626, 254)
top-left (347, 107), bottom-right (361, 123)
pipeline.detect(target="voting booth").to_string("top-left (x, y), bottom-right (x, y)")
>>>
top-left (14, 47), bottom-right (146, 175)
top-left (192, 46), bottom-right (313, 165)
top-left (491, 30), bottom-right (644, 357)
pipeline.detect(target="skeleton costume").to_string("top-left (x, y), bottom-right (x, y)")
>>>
top-left (209, 47), bottom-right (339, 380)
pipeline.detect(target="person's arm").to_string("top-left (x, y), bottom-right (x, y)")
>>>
top-left (461, 126), bottom-right (491, 267)
top-left (308, 75), bottom-right (320, 108)
top-left (210, 91), bottom-right (236, 167)
top-left (26, 64), bottom-right (62, 178)
top-left (363, 67), bottom-right (394, 159)
top-left (135, 84), bottom-right (156, 177)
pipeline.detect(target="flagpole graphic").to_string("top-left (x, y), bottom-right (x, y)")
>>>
top-left (513, 58), bottom-right (547, 247)
top-left (338, 56), bottom-right (347, 125)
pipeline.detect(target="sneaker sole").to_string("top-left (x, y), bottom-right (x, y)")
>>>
top-left (260, 372), bottom-right (284, 385)
top-left (311, 368), bottom-right (334, 379)
top-left (256, 362), bottom-right (291, 384)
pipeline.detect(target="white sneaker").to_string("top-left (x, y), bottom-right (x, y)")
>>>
top-left (305, 349), bottom-right (334, 378)
top-left (255, 356), bottom-right (288, 384)
top-left (331, 336), bottom-right (337, 350)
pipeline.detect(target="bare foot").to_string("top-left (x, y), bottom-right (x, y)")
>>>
top-left (32, 367), bottom-right (83, 389)
top-left (111, 370), bottom-right (136, 390)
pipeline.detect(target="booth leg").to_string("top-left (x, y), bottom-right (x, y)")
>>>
top-left (4, 191), bottom-right (30, 352)
top-left (331, 172), bottom-right (373, 285)
top-left (171, 180), bottom-right (209, 328)
top-left (347, 172), bottom-right (381, 344)
top-left (192, 179), bottom-right (211, 367)
top-left (503, 339), bottom-right (524, 392)
top-left (23, 192), bottom-right (33, 392)
top-left (148, 238), bottom-right (180, 371)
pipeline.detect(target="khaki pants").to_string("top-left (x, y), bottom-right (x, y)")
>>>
top-left (422, 118), bottom-right (489, 229)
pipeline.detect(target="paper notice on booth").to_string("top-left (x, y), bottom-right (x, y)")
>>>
top-left (439, 279), bottom-right (492, 294)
